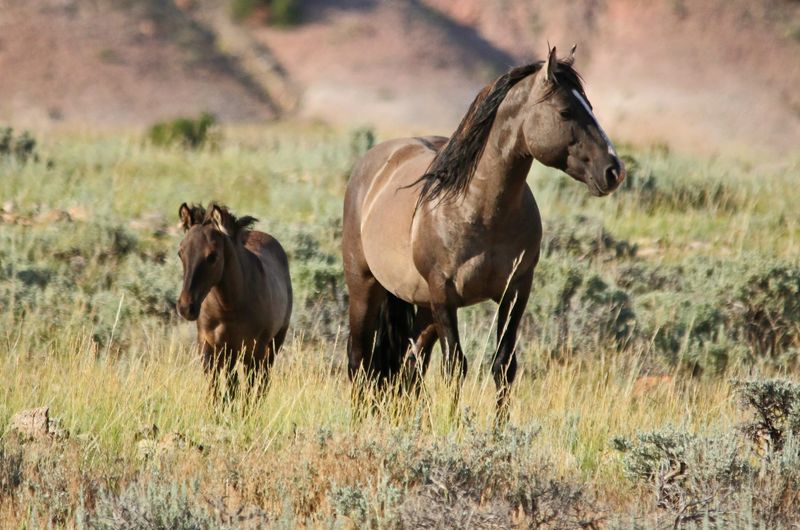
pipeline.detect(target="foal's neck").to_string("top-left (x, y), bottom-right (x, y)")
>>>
top-left (210, 237), bottom-right (249, 312)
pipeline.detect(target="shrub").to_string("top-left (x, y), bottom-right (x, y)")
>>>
top-left (725, 262), bottom-right (800, 357)
top-left (89, 479), bottom-right (221, 530)
top-left (612, 379), bottom-right (800, 527)
top-left (395, 427), bottom-right (599, 529)
top-left (282, 222), bottom-right (346, 341)
top-left (614, 152), bottom-right (741, 213)
top-left (147, 113), bottom-right (217, 149)
top-left (530, 261), bottom-right (637, 355)
top-left (612, 429), bottom-right (750, 523)
top-left (0, 442), bottom-right (23, 498)
top-left (230, 0), bottom-right (301, 26)
top-left (542, 215), bottom-right (636, 261)
top-left (735, 379), bottom-right (800, 451)
top-left (0, 126), bottom-right (38, 163)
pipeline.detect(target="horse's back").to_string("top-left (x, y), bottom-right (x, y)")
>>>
top-left (245, 231), bottom-right (292, 330)
top-left (343, 136), bottom-right (446, 304)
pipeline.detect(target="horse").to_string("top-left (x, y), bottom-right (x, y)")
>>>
top-left (176, 202), bottom-right (292, 400)
top-left (342, 46), bottom-right (625, 423)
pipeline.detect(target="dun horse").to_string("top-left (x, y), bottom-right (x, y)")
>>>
top-left (342, 47), bottom-right (625, 422)
top-left (177, 203), bottom-right (292, 399)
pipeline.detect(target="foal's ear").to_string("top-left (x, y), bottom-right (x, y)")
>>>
top-left (544, 45), bottom-right (557, 82)
top-left (179, 203), bottom-right (194, 232)
top-left (210, 205), bottom-right (229, 235)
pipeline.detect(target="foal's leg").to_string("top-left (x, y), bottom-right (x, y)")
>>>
top-left (493, 267), bottom-right (534, 427)
top-left (201, 342), bottom-right (238, 404)
top-left (247, 326), bottom-right (287, 394)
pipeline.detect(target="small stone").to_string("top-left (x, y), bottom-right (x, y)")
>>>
top-left (9, 407), bottom-right (50, 440)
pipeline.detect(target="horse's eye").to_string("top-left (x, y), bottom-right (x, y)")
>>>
top-left (207, 251), bottom-right (218, 263)
top-left (559, 109), bottom-right (572, 119)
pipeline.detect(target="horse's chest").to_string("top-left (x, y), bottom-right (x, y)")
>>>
top-left (453, 243), bottom-right (535, 304)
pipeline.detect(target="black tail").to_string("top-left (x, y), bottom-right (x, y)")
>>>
top-left (367, 293), bottom-right (416, 387)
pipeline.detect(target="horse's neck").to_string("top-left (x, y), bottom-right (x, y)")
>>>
top-left (463, 114), bottom-right (532, 219)
top-left (210, 238), bottom-right (250, 312)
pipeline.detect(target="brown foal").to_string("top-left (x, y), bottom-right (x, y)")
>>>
top-left (177, 203), bottom-right (292, 400)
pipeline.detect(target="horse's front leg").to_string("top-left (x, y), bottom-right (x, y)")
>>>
top-left (201, 341), bottom-right (238, 404)
top-left (493, 267), bottom-right (534, 427)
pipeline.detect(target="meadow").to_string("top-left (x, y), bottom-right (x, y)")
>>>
top-left (0, 123), bottom-right (799, 528)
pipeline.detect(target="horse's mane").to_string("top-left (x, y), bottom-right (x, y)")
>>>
top-left (415, 59), bottom-right (585, 206)
top-left (203, 202), bottom-right (258, 237)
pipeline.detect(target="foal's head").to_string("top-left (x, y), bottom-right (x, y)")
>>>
top-left (176, 203), bottom-right (257, 321)
top-left (523, 46), bottom-right (625, 196)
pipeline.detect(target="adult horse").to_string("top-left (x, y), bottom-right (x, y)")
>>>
top-left (177, 202), bottom-right (292, 400)
top-left (342, 47), bottom-right (625, 422)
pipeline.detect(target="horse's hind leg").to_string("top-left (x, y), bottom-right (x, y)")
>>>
top-left (345, 272), bottom-right (388, 417)
top-left (493, 267), bottom-right (534, 427)
top-left (401, 307), bottom-right (437, 396)
top-left (247, 326), bottom-right (287, 393)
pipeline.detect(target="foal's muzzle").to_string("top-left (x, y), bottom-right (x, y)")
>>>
top-left (177, 298), bottom-right (200, 321)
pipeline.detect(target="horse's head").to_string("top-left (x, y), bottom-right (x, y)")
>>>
top-left (176, 203), bottom-right (257, 321)
top-left (523, 46), bottom-right (625, 196)
top-left (177, 203), bottom-right (224, 321)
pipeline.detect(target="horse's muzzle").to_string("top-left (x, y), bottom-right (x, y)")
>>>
top-left (603, 157), bottom-right (626, 193)
top-left (177, 299), bottom-right (200, 321)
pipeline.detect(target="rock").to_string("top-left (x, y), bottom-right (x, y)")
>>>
top-left (9, 407), bottom-right (68, 441)
top-left (9, 407), bottom-right (49, 439)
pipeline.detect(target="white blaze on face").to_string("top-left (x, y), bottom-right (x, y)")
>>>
top-left (571, 89), bottom-right (618, 157)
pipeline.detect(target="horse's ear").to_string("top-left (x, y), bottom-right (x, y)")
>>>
top-left (564, 43), bottom-right (577, 66)
top-left (179, 203), bottom-right (193, 232)
top-left (545, 45), bottom-right (557, 82)
top-left (210, 205), bottom-right (230, 236)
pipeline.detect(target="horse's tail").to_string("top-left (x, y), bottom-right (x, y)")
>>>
top-left (367, 293), bottom-right (416, 387)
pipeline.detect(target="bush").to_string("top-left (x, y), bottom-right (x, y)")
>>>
top-left (230, 0), bottom-right (301, 26)
top-left (282, 221), bottom-right (346, 341)
top-left (614, 152), bottom-right (741, 213)
top-left (735, 379), bottom-right (800, 451)
top-left (0, 126), bottom-right (38, 163)
top-left (89, 480), bottom-right (221, 530)
top-left (147, 113), bottom-right (217, 149)
top-left (530, 261), bottom-right (637, 355)
top-left (725, 262), bottom-right (800, 357)
top-left (612, 379), bottom-right (800, 527)
top-left (542, 215), bottom-right (636, 261)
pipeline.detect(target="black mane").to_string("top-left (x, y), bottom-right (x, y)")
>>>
top-left (204, 202), bottom-right (258, 236)
top-left (415, 60), bottom-right (585, 206)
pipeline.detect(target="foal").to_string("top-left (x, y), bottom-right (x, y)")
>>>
top-left (177, 203), bottom-right (292, 400)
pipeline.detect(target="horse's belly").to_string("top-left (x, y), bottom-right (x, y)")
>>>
top-left (360, 185), bottom-right (431, 305)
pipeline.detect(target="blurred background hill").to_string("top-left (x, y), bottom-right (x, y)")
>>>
top-left (1, 0), bottom-right (799, 156)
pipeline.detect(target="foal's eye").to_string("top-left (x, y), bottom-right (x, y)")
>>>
top-left (559, 109), bottom-right (572, 119)
top-left (207, 251), bottom-right (218, 263)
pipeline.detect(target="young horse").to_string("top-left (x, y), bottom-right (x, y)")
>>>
top-left (177, 203), bottom-right (292, 400)
top-left (342, 47), bottom-right (625, 422)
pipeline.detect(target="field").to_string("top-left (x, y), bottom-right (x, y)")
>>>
top-left (1, 123), bottom-right (799, 528)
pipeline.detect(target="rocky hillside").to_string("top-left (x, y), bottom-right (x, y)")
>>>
top-left (1, 0), bottom-right (798, 156)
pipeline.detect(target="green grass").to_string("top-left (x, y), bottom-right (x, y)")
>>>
top-left (0, 123), bottom-right (799, 527)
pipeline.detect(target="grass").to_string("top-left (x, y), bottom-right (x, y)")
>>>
top-left (0, 123), bottom-right (799, 527)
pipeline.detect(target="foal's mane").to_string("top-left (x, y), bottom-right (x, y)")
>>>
top-left (415, 59), bottom-right (585, 206)
top-left (203, 202), bottom-right (258, 238)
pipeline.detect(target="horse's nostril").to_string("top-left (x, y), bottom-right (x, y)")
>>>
top-left (604, 165), bottom-right (618, 190)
